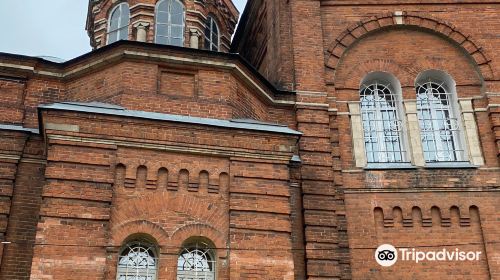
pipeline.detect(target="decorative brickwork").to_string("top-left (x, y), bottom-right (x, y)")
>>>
top-left (0, 0), bottom-right (499, 279)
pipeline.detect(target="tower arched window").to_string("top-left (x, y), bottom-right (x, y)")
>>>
top-left (155, 0), bottom-right (185, 46)
top-left (117, 240), bottom-right (158, 280)
top-left (360, 72), bottom-right (407, 163)
top-left (204, 15), bottom-right (219, 51)
top-left (177, 239), bottom-right (216, 280)
top-left (108, 3), bottom-right (130, 44)
top-left (415, 70), bottom-right (465, 162)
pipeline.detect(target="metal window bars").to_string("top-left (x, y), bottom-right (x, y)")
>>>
top-left (416, 80), bottom-right (464, 162)
top-left (360, 82), bottom-right (407, 163)
top-left (117, 242), bottom-right (158, 280)
top-left (177, 242), bottom-right (216, 280)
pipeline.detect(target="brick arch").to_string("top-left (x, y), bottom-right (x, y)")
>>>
top-left (203, 0), bottom-right (236, 34)
top-left (169, 223), bottom-right (227, 257)
top-left (111, 192), bottom-right (228, 239)
top-left (337, 58), bottom-right (417, 89)
top-left (110, 219), bottom-right (170, 247)
top-left (102, 0), bottom-right (129, 19)
top-left (325, 12), bottom-right (494, 81)
top-left (203, 3), bottom-right (230, 36)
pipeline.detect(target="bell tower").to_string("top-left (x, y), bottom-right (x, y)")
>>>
top-left (86, 0), bottom-right (239, 52)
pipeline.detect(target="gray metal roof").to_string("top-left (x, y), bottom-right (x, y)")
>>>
top-left (38, 102), bottom-right (302, 136)
top-left (0, 124), bottom-right (39, 134)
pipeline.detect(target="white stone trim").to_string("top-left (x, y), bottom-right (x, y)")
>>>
top-left (130, 12), bottom-right (155, 18)
top-left (295, 102), bottom-right (329, 108)
top-left (394, 11), bottom-right (404, 24)
top-left (459, 99), bottom-right (484, 166)
top-left (296, 90), bottom-right (328, 97)
top-left (186, 10), bottom-right (208, 21)
top-left (47, 135), bottom-right (293, 162)
top-left (348, 102), bottom-right (367, 167)
top-left (129, 3), bottom-right (156, 10)
top-left (45, 123), bottom-right (80, 132)
top-left (403, 100), bottom-right (425, 167)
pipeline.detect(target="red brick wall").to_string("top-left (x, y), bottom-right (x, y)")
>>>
top-left (232, 0), bottom-right (295, 90)
top-left (24, 108), bottom-right (299, 279)
top-left (236, 1), bottom-right (500, 279)
top-left (0, 136), bottom-right (45, 279)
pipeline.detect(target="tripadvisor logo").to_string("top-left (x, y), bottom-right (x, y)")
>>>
top-left (375, 244), bottom-right (397, 267)
top-left (375, 244), bottom-right (482, 267)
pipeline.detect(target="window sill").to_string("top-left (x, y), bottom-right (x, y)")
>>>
top-left (424, 162), bottom-right (478, 169)
top-left (364, 163), bottom-right (416, 170)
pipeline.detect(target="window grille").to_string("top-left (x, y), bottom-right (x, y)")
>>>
top-left (177, 241), bottom-right (216, 280)
top-left (360, 81), bottom-right (407, 163)
top-left (416, 80), bottom-right (464, 162)
top-left (108, 3), bottom-right (130, 44)
top-left (204, 16), bottom-right (219, 51)
top-left (155, 0), bottom-right (185, 46)
top-left (117, 241), bottom-right (158, 280)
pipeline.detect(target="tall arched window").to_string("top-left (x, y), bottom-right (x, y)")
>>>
top-left (204, 15), bottom-right (219, 51)
top-left (360, 72), bottom-right (407, 163)
top-left (108, 3), bottom-right (130, 44)
top-left (155, 0), bottom-right (185, 46)
top-left (177, 239), bottom-right (216, 280)
top-left (415, 70), bottom-right (465, 162)
top-left (117, 241), bottom-right (158, 280)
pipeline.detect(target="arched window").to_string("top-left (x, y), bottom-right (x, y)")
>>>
top-left (177, 239), bottom-right (216, 280)
top-left (415, 70), bottom-right (465, 162)
top-left (360, 72), bottom-right (407, 163)
top-left (108, 3), bottom-right (130, 44)
top-left (117, 241), bottom-right (158, 280)
top-left (155, 0), bottom-right (185, 46)
top-left (204, 15), bottom-right (219, 51)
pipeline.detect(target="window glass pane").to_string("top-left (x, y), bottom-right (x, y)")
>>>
top-left (120, 5), bottom-right (129, 26)
top-left (157, 11), bottom-right (169, 24)
top-left (157, 0), bottom-right (168, 13)
top-left (118, 27), bottom-right (128, 41)
top-left (171, 0), bottom-right (184, 15)
top-left (415, 80), bottom-right (461, 162)
top-left (171, 37), bottom-right (182, 46)
top-left (110, 17), bottom-right (119, 31)
top-left (360, 82), bottom-right (405, 163)
top-left (171, 12), bottom-right (183, 25)
top-left (212, 35), bottom-right (218, 50)
top-left (108, 31), bottom-right (118, 44)
top-left (156, 36), bottom-right (168, 45)
top-left (171, 26), bottom-right (183, 39)
top-left (117, 242), bottom-right (157, 280)
top-left (177, 242), bottom-right (215, 280)
top-left (156, 24), bottom-right (168, 37)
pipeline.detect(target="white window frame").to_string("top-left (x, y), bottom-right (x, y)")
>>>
top-left (415, 70), bottom-right (468, 164)
top-left (155, 0), bottom-right (185, 46)
top-left (117, 241), bottom-right (158, 280)
top-left (177, 240), bottom-right (216, 280)
top-left (359, 72), bottom-right (409, 165)
top-left (107, 2), bottom-right (130, 44)
top-left (204, 15), bottom-right (219, 51)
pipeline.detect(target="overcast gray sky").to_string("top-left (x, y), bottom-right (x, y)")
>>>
top-left (0, 0), bottom-right (247, 60)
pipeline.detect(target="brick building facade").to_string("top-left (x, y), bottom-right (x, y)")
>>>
top-left (0, 0), bottom-right (498, 279)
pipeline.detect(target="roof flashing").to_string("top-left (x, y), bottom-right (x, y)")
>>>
top-left (39, 102), bottom-right (302, 136)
